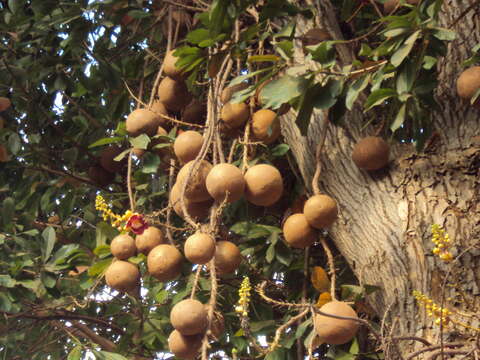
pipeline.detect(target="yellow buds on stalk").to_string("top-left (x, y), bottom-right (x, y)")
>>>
top-left (95, 195), bottom-right (148, 234)
top-left (413, 290), bottom-right (451, 326)
top-left (431, 224), bottom-right (453, 262)
top-left (235, 277), bottom-right (251, 317)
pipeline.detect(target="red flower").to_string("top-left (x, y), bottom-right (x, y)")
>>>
top-left (126, 213), bottom-right (148, 235)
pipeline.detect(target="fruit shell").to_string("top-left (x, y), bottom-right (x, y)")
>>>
top-left (88, 165), bottom-right (115, 187)
top-left (0, 97), bottom-right (11, 112)
top-left (135, 226), bottom-right (165, 255)
top-left (303, 194), bottom-right (338, 229)
top-left (173, 130), bottom-right (203, 164)
top-left (168, 330), bottom-right (202, 359)
top-left (170, 299), bottom-right (208, 335)
top-left (147, 244), bottom-right (183, 281)
top-left (170, 182), bottom-right (213, 220)
top-left (182, 99), bottom-right (206, 124)
top-left (456, 66), bottom-right (480, 100)
top-left (351, 136), bottom-right (390, 171)
top-left (157, 77), bottom-right (192, 112)
top-left (110, 234), bottom-right (136, 260)
top-left (163, 49), bottom-right (184, 80)
top-left (126, 108), bottom-right (164, 137)
top-left (314, 301), bottom-right (359, 345)
top-left (244, 164), bottom-right (283, 206)
top-left (221, 83), bottom-right (249, 104)
top-left (176, 160), bottom-right (213, 202)
top-left (105, 260), bottom-right (140, 292)
top-left (214, 241), bottom-right (242, 274)
top-left (283, 213), bottom-right (317, 248)
top-left (251, 109), bottom-right (281, 144)
top-left (205, 163), bottom-right (245, 203)
top-left (100, 146), bottom-right (126, 174)
top-left (220, 102), bottom-right (250, 129)
top-left (184, 232), bottom-right (216, 265)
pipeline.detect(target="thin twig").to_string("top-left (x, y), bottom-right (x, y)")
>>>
top-left (190, 266), bottom-right (202, 299)
top-left (269, 308), bottom-right (310, 353)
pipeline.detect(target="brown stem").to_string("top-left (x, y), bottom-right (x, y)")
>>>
top-left (165, 157), bottom-right (176, 245)
top-left (127, 150), bottom-right (135, 211)
top-left (190, 265), bottom-right (202, 299)
top-left (269, 308), bottom-right (309, 353)
top-left (319, 237), bottom-right (336, 300)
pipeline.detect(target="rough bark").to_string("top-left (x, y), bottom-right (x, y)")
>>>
top-left (282, 0), bottom-right (480, 357)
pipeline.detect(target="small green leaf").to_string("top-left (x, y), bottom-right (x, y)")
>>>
top-left (141, 153), bottom-right (160, 174)
top-left (0, 275), bottom-right (16, 288)
top-left (266, 243), bottom-right (275, 263)
top-left (390, 103), bottom-right (406, 133)
top-left (42, 226), bottom-right (56, 262)
top-left (390, 30), bottom-right (421, 67)
top-left (67, 346), bottom-right (82, 360)
top-left (129, 134), bottom-right (150, 150)
top-left (114, 149), bottom-right (130, 162)
top-left (247, 55), bottom-right (281, 63)
top-left (2, 197), bottom-right (15, 228)
top-left (432, 27), bottom-right (456, 41)
top-left (88, 258), bottom-right (112, 277)
top-left (228, 68), bottom-right (272, 87)
top-left (308, 41), bottom-right (336, 67)
top-left (364, 88), bottom-right (397, 111)
top-left (88, 137), bottom-right (123, 148)
top-left (260, 75), bottom-right (309, 110)
top-left (186, 28), bottom-right (211, 45)
top-left (271, 144), bottom-right (290, 157)
top-left (346, 74), bottom-right (370, 111)
top-left (92, 350), bottom-right (129, 360)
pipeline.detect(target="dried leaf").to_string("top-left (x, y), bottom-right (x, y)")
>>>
top-left (315, 292), bottom-right (332, 308)
top-left (311, 266), bottom-right (330, 292)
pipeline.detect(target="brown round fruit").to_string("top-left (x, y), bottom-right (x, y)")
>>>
top-left (168, 330), bottom-right (202, 359)
top-left (174, 130), bottom-right (203, 164)
top-left (182, 99), bottom-right (206, 124)
top-left (105, 260), bottom-right (140, 292)
top-left (303, 194), bottom-right (338, 229)
top-left (149, 100), bottom-right (169, 127)
top-left (205, 163), bottom-right (245, 203)
top-left (211, 312), bottom-right (225, 339)
top-left (110, 234), bottom-right (136, 260)
top-left (251, 109), bottom-right (281, 144)
top-left (184, 232), bottom-right (216, 264)
top-left (352, 136), bottom-right (390, 170)
top-left (157, 77), bottom-right (192, 112)
top-left (126, 108), bottom-right (163, 137)
top-left (0, 97), bottom-right (11, 112)
top-left (214, 241), bottom-right (242, 274)
top-left (302, 28), bottom-right (331, 46)
top-left (88, 165), bottom-right (115, 187)
top-left (221, 102), bottom-right (249, 129)
top-left (221, 83), bottom-right (249, 104)
top-left (147, 244), bottom-right (183, 281)
top-left (283, 213), bottom-right (317, 248)
top-left (314, 301), bottom-right (359, 345)
top-left (163, 49), bottom-right (184, 80)
top-left (100, 146), bottom-right (125, 174)
top-left (176, 160), bottom-right (213, 202)
top-left (170, 299), bottom-right (208, 335)
top-left (456, 66), bottom-right (480, 101)
top-left (244, 164), bottom-right (283, 206)
top-left (170, 182), bottom-right (213, 220)
top-left (135, 226), bottom-right (165, 255)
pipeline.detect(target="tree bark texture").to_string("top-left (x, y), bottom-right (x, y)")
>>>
top-left (282, 0), bottom-right (480, 356)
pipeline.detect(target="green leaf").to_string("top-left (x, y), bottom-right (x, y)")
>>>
top-left (129, 134), bottom-right (150, 150)
top-left (8, 133), bottom-right (21, 155)
top-left (209, 0), bottom-right (229, 37)
top-left (271, 144), bottom-right (290, 157)
top-left (0, 275), bottom-right (16, 288)
top-left (247, 55), bottom-right (281, 63)
top-left (396, 60), bottom-right (416, 94)
top-left (423, 56), bottom-right (437, 70)
top-left (2, 197), bottom-right (15, 228)
top-left (67, 346), bottom-right (82, 360)
top-left (88, 137), bottom-right (123, 148)
top-left (0, 292), bottom-right (12, 312)
top-left (364, 88), bottom-right (397, 111)
top-left (42, 227), bottom-right (56, 262)
top-left (250, 320), bottom-right (275, 332)
top-left (141, 153), bottom-right (160, 174)
top-left (308, 41), bottom-right (336, 67)
top-left (266, 243), bottom-right (275, 263)
top-left (230, 222), bottom-right (272, 239)
top-left (432, 27), bottom-right (456, 41)
top-left (92, 350), bottom-right (129, 360)
top-left (113, 149), bottom-right (130, 162)
top-left (88, 258), bottom-right (112, 277)
top-left (260, 75), bottom-right (309, 110)
top-left (228, 68), bottom-right (272, 87)
top-left (346, 74), bottom-right (370, 110)
top-left (186, 28), bottom-right (210, 44)
top-left (390, 103), bottom-right (406, 133)
top-left (127, 10), bottom-right (150, 19)
top-left (390, 30), bottom-right (421, 67)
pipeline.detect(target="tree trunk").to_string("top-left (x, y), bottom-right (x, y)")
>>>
top-left (283, 0), bottom-right (480, 357)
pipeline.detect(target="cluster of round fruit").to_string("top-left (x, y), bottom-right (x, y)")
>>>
top-left (168, 299), bottom-right (224, 359)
